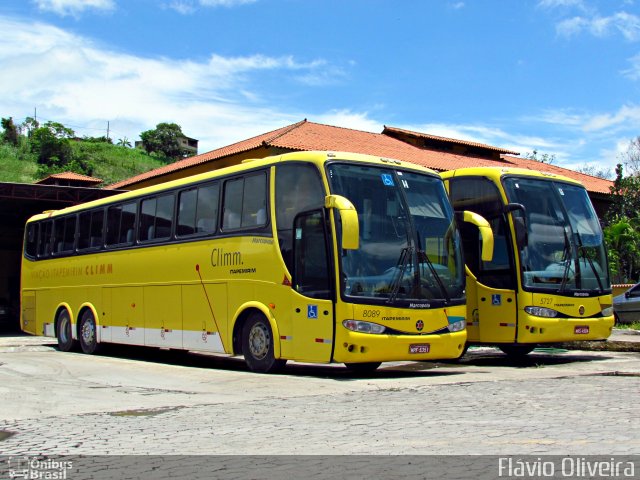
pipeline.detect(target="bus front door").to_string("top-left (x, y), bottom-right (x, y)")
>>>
top-left (291, 210), bottom-right (335, 363)
top-left (466, 272), bottom-right (517, 344)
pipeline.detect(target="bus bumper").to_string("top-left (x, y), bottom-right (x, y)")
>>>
top-left (333, 329), bottom-right (467, 363)
top-left (517, 315), bottom-right (615, 343)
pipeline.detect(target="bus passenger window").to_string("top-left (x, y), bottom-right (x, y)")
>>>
top-left (25, 223), bottom-right (37, 258)
top-left (37, 221), bottom-right (53, 258)
top-left (140, 194), bottom-right (175, 242)
top-left (53, 216), bottom-right (76, 254)
top-left (78, 210), bottom-right (105, 250)
top-left (106, 202), bottom-right (137, 246)
top-left (222, 173), bottom-right (267, 230)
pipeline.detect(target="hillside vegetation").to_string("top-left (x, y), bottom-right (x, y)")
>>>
top-left (0, 117), bottom-right (188, 186)
top-left (0, 140), bottom-right (167, 186)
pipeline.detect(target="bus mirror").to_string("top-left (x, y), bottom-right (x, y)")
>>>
top-left (325, 195), bottom-right (359, 250)
top-left (504, 203), bottom-right (528, 248)
top-left (462, 210), bottom-right (494, 262)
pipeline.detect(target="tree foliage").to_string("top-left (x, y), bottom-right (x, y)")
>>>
top-left (139, 122), bottom-right (188, 161)
top-left (1, 117), bottom-right (19, 146)
top-left (29, 121), bottom-right (75, 167)
top-left (603, 162), bottom-right (640, 283)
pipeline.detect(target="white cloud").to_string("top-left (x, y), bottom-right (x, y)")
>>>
top-left (556, 11), bottom-right (640, 40)
top-left (622, 52), bottom-right (640, 80)
top-left (0, 16), bottom-right (342, 152)
top-left (32, 0), bottom-right (115, 16)
top-left (166, 0), bottom-right (257, 14)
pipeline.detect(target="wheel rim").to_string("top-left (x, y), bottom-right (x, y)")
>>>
top-left (59, 315), bottom-right (70, 343)
top-left (248, 323), bottom-right (270, 360)
top-left (81, 317), bottom-right (95, 345)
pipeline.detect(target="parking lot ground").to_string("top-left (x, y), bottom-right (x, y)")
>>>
top-left (0, 333), bottom-right (638, 457)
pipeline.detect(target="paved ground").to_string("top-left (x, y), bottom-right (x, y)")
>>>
top-left (0, 330), bottom-right (638, 459)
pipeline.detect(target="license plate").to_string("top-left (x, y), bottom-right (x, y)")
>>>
top-left (409, 343), bottom-right (430, 354)
top-left (575, 326), bottom-right (589, 334)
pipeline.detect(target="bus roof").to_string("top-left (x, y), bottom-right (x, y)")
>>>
top-left (440, 166), bottom-right (583, 187)
top-left (26, 150), bottom-right (440, 222)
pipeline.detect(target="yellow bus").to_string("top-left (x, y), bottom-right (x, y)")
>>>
top-left (21, 151), bottom-right (492, 373)
top-left (442, 167), bottom-right (614, 356)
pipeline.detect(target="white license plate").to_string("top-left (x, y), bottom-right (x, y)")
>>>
top-left (409, 343), bottom-right (430, 354)
top-left (574, 326), bottom-right (589, 334)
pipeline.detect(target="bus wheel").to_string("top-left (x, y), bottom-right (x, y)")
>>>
top-left (78, 310), bottom-right (101, 355)
top-left (242, 312), bottom-right (286, 373)
top-left (56, 309), bottom-right (77, 352)
top-left (344, 362), bottom-right (381, 373)
top-left (499, 345), bottom-right (535, 357)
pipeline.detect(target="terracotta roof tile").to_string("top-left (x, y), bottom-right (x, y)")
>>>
top-left (107, 120), bottom-right (613, 196)
top-left (382, 125), bottom-right (520, 155)
top-left (36, 172), bottom-right (103, 185)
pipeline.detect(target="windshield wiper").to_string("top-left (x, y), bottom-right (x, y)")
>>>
top-left (416, 248), bottom-right (450, 303)
top-left (575, 231), bottom-right (604, 293)
top-left (559, 226), bottom-right (573, 293)
top-left (388, 246), bottom-right (412, 304)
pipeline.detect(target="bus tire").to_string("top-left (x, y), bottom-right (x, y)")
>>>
top-left (78, 310), bottom-right (101, 355)
top-left (242, 312), bottom-right (286, 373)
top-left (499, 344), bottom-right (535, 357)
top-left (56, 309), bottom-right (77, 352)
top-left (344, 362), bottom-right (381, 373)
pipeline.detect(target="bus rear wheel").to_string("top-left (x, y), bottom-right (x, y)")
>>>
top-left (78, 310), bottom-right (101, 355)
top-left (56, 309), bottom-right (77, 352)
top-left (499, 345), bottom-right (535, 357)
top-left (242, 312), bottom-right (286, 373)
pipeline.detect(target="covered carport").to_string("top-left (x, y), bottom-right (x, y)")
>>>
top-left (0, 182), bottom-right (120, 330)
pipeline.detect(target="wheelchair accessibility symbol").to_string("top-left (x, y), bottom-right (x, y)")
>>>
top-left (491, 294), bottom-right (502, 306)
top-left (381, 174), bottom-right (394, 186)
top-left (307, 305), bottom-right (318, 319)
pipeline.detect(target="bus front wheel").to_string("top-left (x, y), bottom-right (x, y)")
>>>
top-left (78, 310), bottom-right (101, 355)
top-left (344, 362), bottom-right (381, 373)
top-left (56, 309), bottom-right (77, 352)
top-left (499, 344), bottom-right (535, 357)
top-left (242, 312), bottom-right (286, 373)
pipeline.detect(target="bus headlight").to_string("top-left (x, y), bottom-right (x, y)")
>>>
top-left (524, 306), bottom-right (559, 318)
top-left (343, 320), bottom-right (387, 334)
top-left (447, 318), bottom-right (466, 332)
top-left (601, 307), bottom-right (613, 317)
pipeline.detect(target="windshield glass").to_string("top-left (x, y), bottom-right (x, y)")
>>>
top-left (503, 177), bottom-right (610, 293)
top-left (327, 163), bottom-right (465, 305)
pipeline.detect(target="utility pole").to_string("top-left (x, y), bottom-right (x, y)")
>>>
top-left (107, 121), bottom-right (110, 141)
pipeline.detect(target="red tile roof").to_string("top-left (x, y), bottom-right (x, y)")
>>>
top-left (382, 125), bottom-right (520, 155)
top-left (107, 120), bottom-right (613, 195)
top-left (36, 172), bottom-right (103, 185)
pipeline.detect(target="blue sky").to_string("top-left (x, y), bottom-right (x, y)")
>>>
top-left (1, 0), bottom-right (639, 177)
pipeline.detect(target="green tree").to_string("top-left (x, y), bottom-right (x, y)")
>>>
top-left (30, 121), bottom-right (75, 167)
top-left (1, 117), bottom-right (19, 146)
top-left (117, 137), bottom-right (132, 147)
top-left (524, 149), bottom-right (556, 164)
top-left (139, 122), bottom-right (188, 161)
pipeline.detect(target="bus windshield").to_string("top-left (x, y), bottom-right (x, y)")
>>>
top-left (503, 177), bottom-right (610, 293)
top-left (327, 163), bottom-right (465, 305)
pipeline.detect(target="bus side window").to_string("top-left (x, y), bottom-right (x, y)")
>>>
top-left (139, 194), bottom-right (175, 242)
top-left (106, 202), bottom-right (137, 246)
top-left (293, 210), bottom-right (331, 299)
top-left (78, 210), bottom-right (105, 250)
top-left (449, 177), bottom-right (515, 289)
top-left (37, 220), bottom-right (53, 258)
top-left (222, 173), bottom-right (267, 231)
top-left (53, 215), bottom-right (76, 254)
top-left (25, 223), bottom-right (38, 258)
top-left (275, 164), bottom-right (325, 273)
top-left (178, 183), bottom-right (220, 236)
